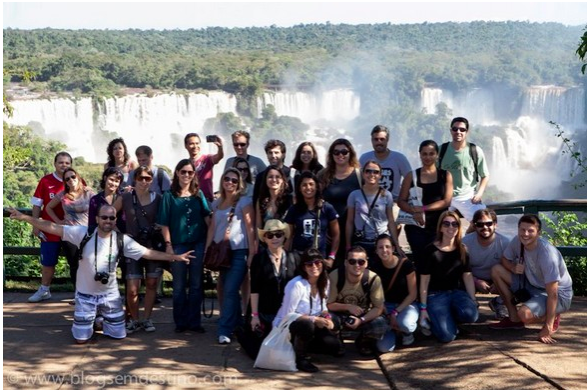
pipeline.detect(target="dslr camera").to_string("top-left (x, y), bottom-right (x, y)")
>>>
top-left (511, 288), bottom-right (531, 305)
top-left (138, 226), bottom-right (154, 243)
top-left (94, 271), bottom-right (110, 285)
top-left (344, 316), bottom-right (357, 326)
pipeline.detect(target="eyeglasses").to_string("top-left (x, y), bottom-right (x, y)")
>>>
top-left (451, 127), bottom-right (468, 133)
top-left (98, 215), bottom-right (116, 221)
top-left (364, 168), bottom-right (380, 175)
top-left (441, 221), bottom-right (459, 228)
top-left (475, 221), bottom-right (495, 228)
top-left (233, 143), bottom-right (247, 148)
top-left (223, 177), bottom-right (239, 184)
top-left (264, 231), bottom-right (285, 239)
top-left (179, 169), bottom-right (195, 176)
top-left (333, 149), bottom-right (350, 156)
top-left (304, 259), bottom-right (323, 268)
top-left (64, 175), bottom-right (77, 182)
top-left (347, 258), bottom-right (367, 266)
top-left (136, 176), bottom-right (153, 183)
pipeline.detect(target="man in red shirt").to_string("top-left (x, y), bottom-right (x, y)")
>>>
top-left (28, 152), bottom-right (72, 303)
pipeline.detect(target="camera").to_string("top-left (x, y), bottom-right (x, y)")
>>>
top-left (511, 288), bottom-right (531, 305)
top-left (138, 226), bottom-right (153, 243)
top-left (344, 316), bottom-right (357, 326)
top-left (206, 135), bottom-right (219, 143)
top-left (94, 272), bottom-right (110, 284)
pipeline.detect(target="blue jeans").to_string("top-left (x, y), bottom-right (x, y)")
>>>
top-left (377, 302), bottom-right (419, 352)
top-left (428, 289), bottom-right (479, 343)
top-left (171, 242), bottom-right (205, 330)
top-left (218, 249), bottom-right (248, 337)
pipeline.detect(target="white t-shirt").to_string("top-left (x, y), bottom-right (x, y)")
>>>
top-left (273, 276), bottom-right (329, 327)
top-left (63, 226), bottom-right (147, 295)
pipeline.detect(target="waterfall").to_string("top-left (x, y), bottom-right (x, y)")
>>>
top-left (521, 86), bottom-right (585, 126)
top-left (257, 88), bottom-right (360, 123)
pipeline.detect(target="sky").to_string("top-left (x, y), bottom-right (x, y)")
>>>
top-left (3, 1), bottom-right (587, 30)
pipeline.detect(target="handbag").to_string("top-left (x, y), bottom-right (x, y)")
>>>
top-left (204, 202), bottom-right (237, 271)
top-left (511, 244), bottom-right (532, 305)
top-left (254, 313), bottom-right (301, 371)
top-left (396, 169), bottom-right (425, 227)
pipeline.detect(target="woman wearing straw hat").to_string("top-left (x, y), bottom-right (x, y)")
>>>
top-left (248, 220), bottom-right (298, 352)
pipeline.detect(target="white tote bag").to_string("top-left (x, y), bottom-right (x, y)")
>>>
top-left (396, 170), bottom-right (425, 227)
top-left (254, 313), bottom-right (301, 372)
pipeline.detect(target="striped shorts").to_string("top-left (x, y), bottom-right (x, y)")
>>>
top-left (72, 292), bottom-right (126, 341)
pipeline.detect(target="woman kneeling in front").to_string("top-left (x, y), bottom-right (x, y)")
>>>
top-left (272, 249), bottom-right (342, 372)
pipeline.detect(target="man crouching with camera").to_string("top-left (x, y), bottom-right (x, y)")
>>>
top-left (489, 214), bottom-right (573, 344)
top-left (7, 205), bottom-right (194, 344)
top-left (327, 246), bottom-right (387, 355)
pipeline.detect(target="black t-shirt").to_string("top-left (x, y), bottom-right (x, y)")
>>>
top-left (416, 168), bottom-right (449, 232)
top-left (420, 243), bottom-right (471, 292)
top-left (371, 259), bottom-right (416, 304)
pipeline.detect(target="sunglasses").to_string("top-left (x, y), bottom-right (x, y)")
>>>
top-left (475, 221), bottom-right (495, 228)
top-left (264, 231), bottom-right (285, 239)
top-left (136, 176), bottom-right (153, 183)
top-left (347, 258), bottom-right (367, 266)
top-left (64, 175), bottom-right (77, 182)
top-left (237, 167), bottom-right (249, 172)
top-left (364, 168), bottom-right (380, 175)
top-left (451, 127), bottom-right (468, 133)
top-left (333, 149), bottom-right (350, 156)
top-left (179, 169), bottom-right (195, 176)
top-left (441, 221), bottom-right (459, 228)
top-left (304, 259), bottom-right (323, 268)
top-left (233, 143), bottom-right (247, 148)
top-left (98, 215), bottom-right (116, 221)
top-left (223, 177), bottom-right (239, 184)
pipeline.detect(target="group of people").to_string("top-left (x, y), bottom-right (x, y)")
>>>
top-left (10, 116), bottom-right (573, 372)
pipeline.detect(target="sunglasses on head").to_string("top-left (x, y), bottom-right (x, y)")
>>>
top-left (136, 176), bottom-right (153, 183)
top-left (98, 215), bottom-right (116, 221)
top-left (264, 231), bottom-right (285, 239)
top-left (233, 142), bottom-right (247, 148)
top-left (441, 221), bottom-right (459, 228)
top-left (475, 221), bottom-right (494, 228)
top-left (347, 258), bottom-right (367, 266)
top-left (179, 169), bottom-right (195, 176)
top-left (223, 176), bottom-right (239, 184)
top-left (333, 149), bottom-right (350, 156)
top-left (304, 259), bottom-right (323, 267)
top-left (451, 127), bottom-right (468, 133)
top-left (65, 175), bottom-right (77, 182)
top-left (364, 168), bottom-right (380, 175)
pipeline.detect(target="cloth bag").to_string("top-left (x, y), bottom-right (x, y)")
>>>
top-left (396, 170), bottom-right (425, 227)
top-left (254, 313), bottom-right (301, 372)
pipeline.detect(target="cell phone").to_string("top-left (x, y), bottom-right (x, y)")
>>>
top-left (206, 135), bottom-right (218, 143)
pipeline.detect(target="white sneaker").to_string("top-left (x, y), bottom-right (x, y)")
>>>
top-left (218, 335), bottom-right (231, 344)
top-left (28, 288), bottom-right (51, 303)
top-left (402, 333), bottom-right (415, 346)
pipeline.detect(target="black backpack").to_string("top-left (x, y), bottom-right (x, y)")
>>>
top-left (77, 226), bottom-right (125, 263)
top-left (438, 142), bottom-right (479, 183)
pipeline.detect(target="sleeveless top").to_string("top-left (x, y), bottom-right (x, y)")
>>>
top-left (416, 168), bottom-right (449, 232)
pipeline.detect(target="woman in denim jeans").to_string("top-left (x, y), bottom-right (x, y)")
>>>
top-left (207, 168), bottom-right (256, 345)
top-left (158, 159), bottom-right (211, 333)
top-left (419, 211), bottom-right (479, 343)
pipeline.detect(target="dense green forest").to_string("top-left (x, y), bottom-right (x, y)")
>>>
top-left (3, 22), bottom-right (584, 100)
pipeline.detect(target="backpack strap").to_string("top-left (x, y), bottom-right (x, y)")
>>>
top-left (156, 167), bottom-right (164, 192)
top-left (361, 269), bottom-right (375, 308)
top-left (468, 142), bottom-right (479, 183)
top-left (77, 225), bottom-right (97, 261)
top-left (116, 231), bottom-right (125, 263)
top-left (438, 142), bottom-right (449, 169)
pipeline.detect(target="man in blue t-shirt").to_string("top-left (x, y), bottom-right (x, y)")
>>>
top-left (490, 214), bottom-right (573, 344)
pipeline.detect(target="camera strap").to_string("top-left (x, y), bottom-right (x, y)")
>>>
top-left (95, 232), bottom-right (114, 274)
top-left (131, 190), bottom-right (151, 231)
top-left (518, 243), bottom-right (526, 289)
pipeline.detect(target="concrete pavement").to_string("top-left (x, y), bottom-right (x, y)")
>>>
top-left (3, 292), bottom-right (586, 389)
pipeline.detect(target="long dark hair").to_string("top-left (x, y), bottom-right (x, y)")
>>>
top-left (171, 159), bottom-right (200, 196)
top-left (99, 167), bottom-right (124, 191)
top-left (318, 138), bottom-right (359, 188)
top-left (257, 165), bottom-right (288, 215)
top-left (294, 171), bottom-right (323, 213)
top-left (106, 137), bottom-right (130, 167)
top-left (292, 141), bottom-right (323, 173)
top-left (297, 248), bottom-right (329, 300)
top-left (232, 157), bottom-right (252, 185)
top-left (62, 167), bottom-right (84, 200)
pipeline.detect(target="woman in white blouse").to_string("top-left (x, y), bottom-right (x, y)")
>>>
top-left (273, 248), bottom-right (342, 373)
